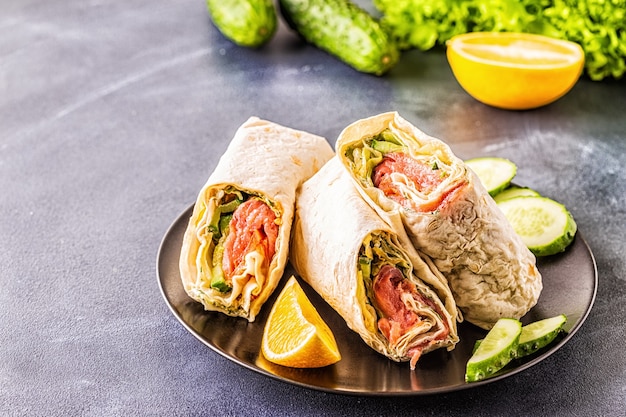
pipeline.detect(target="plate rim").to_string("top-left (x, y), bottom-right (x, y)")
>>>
top-left (156, 203), bottom-right (598, 396)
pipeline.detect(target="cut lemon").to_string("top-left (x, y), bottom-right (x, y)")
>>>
top-left (446, 32), bottom-right (585, 110)
top-left (261, 276), bottom-right (341, 368)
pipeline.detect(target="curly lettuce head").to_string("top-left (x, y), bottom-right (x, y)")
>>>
top-left (374, 0), bottom-right (626, 80)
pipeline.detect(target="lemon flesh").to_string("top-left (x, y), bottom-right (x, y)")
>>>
top-left (447, 32), bottom-right (585, 110)
top-left (261, 276), bottom-right (341, 368)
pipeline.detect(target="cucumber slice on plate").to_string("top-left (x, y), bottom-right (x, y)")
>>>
top-left (473, 314), bottom-right (567, 358)
top-left (493, 185), bottom-right (540, 203)
top-left (465, 157), bottom-right (517, 196)
top-left (497, 196), bottom-right (577, 256)
top-left (465, 318), bottom-right (521, 382)
top-left (518, 314), bottom-right (567, 357)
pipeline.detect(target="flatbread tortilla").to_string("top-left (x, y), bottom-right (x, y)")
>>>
top-left (290, 157), bottom-right (459, 367)
top-left (336, 112), bottom-right (542, 329)
top-left (179, 117), bottom-right (333, 321)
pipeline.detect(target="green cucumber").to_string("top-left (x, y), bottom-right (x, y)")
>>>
top-left (497, 196), bottom-right (577, 256)
top-left (518, 314), bottom-right (567, 357)
top-left (218, 214), bottom-right (232, 236)
top-left (207, 0), bottom-right (277, 48)
top-left (210, 266), bottom-right (230, 292)
top-left (465, 157), bottom-right (517, 196)
top-left (208, 197), bottom-right (243, 239)
top-left (219, 198), bottom-right (244, 214)
top-left (358, 256), bottom-right (372, 280)
top-left (210, 241), bottom-right (231, 292)
top-left (278, 0), bottom-right (399, 75)
top-left (493, 186), bottom-right (540, 203)
top-left (473, 314), bottom-right (567, 357)
top-left (371, 139), bottom-right (404, 154)
top-left (377, 129), bottom-right (403, 145)
top-left (465, 318), bottom-right (521, 382)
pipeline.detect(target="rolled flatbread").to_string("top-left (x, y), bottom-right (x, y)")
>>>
top-left (290, 157), bottom-right (459, 368)
top-left (336, 112), bottom-right (542, 329)
top-left (179, 117), bottom-right (333, 321)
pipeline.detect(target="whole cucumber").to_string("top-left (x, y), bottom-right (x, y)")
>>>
top-left (207, 0), bottom-right (277, 48)
top-left (279, 0), bottom-right (399, 75)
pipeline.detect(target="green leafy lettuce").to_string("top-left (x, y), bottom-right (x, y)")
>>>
top-left (359, 232), bottom-right (412, 320)
top-left (373, 0), bottom-right (626, 80)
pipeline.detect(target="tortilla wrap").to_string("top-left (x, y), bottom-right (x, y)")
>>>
top-left (290, 157), bottom-right (459, 368)
top-left (179, 117), bottom-right (333, 321)
top-left (336, 112), bottom-right (542, 329)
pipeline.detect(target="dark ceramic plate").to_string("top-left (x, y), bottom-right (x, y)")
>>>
top-left (157, 204), bottom-right (597, 396)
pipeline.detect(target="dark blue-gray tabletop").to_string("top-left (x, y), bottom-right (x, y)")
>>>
top-left (1, 1), bottom-right (625, 416)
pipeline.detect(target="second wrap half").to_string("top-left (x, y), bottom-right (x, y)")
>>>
top-left (290, 158), bottom-right (459, 369)
top-left (336, 112), bottom-right (542, 329)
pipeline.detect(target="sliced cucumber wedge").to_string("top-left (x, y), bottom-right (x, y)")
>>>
top-left (518, 314), bottom-right (567, 357)
top-left (497, 196), bottom-right (577, 256)
top-left (465, 157), bottom-right (517, 196)
top-left (473, 314), bottom-right (567, 358)
top-left (493, 185), bottom-right (540, 203)
top-left (465, 318), bottom-right (521, 382)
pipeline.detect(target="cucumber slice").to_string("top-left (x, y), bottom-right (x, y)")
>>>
top-left (371, 139), bottom-right (404, 154)
top-left (497, 196), bottom-right (577, 256)
top-left (465, 318), bottom-right (521, 382)
top-left (493, 186), bottom-right (540, 203)
top-left (518, 314), bottom-right (567, 357)
top-left (473, 314), bottom-right (567, 357)
top-left (465, 157), bottom-right (517, 196)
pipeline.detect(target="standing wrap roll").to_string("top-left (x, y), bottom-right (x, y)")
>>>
top-left (290, 158), bottom-right (459, 369)
top-left (179, 117), bottom-right (333, 321)
top-left (336, 112), bottom-right (542, 329)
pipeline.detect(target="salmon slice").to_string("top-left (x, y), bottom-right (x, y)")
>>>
top-left (373, 264), bottom-right (450, 367)
top-left (372, 152), bottom-right (465, 212)
top-left (374, 265), bottom-right (420, 345)
top-left (222, 199), bottom-right (278, 279)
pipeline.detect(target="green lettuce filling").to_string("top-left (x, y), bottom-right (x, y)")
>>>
top-left (359, 232), bottom-right (412, 319)
top-left (374, 0), bottom-right (626, 81)
top-left (344, 129), bottom-right (407, 186)
top-left (207, 189), bottom-right (245, 241)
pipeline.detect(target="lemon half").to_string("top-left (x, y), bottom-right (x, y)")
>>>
top-left (447, 32), bottom-right (585, 110)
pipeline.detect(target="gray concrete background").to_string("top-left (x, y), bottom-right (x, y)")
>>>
top-left (2, 1), bottom-right (625, 415)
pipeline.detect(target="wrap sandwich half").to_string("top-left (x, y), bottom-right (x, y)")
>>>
top-left (179, 117), bottom-right (334, 321)
top-left (336, 112), bottom-right (542, 329)
top-left (290, 157), bottom-right (459, 368)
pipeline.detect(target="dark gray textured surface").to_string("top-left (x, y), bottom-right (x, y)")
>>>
top-left (1, 0), bottom-right (625, 415)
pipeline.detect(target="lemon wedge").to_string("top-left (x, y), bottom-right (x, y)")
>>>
top-left (261, 276), bottom-right (341, 368)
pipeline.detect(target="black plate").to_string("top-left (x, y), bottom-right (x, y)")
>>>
top-left (157, 204), bottom-right (597, 396)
